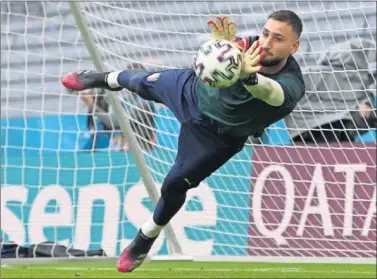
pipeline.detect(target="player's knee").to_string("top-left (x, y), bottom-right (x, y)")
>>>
top-left (160, 174), bottom-right (200, 199)
top-left (160, 176), bottom-right (186, 199)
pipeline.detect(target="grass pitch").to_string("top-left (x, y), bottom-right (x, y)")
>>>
top-left (1, 260), bottom-right (376, 278)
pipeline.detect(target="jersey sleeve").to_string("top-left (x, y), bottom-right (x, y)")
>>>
top-left (274, 73), bottom-right (306, 109)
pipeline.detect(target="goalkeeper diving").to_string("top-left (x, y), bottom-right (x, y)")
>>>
top-left (61, 10), bottom-right (305, 272)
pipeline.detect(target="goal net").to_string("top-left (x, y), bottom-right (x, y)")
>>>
top-left (1, 1), bottom-right (376, 262)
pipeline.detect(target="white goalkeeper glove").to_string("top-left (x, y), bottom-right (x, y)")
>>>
top-left (207, 16), bottom-right (249, 53)
top-left (240, 41), bottom-right (263, 79)
top-left (207, 16), bottom-right (237, 42)
top-left (207, 16), bottom-right (262, 78)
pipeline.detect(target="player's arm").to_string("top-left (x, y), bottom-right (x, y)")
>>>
top-left (240, 41), bottom-right (285, 107)
top-left (207, 16), bottom-right (284, 106)
top-left (243, 74), bottom-right (285, 106)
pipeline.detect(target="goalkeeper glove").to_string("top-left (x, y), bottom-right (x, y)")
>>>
top-left (207, 16), bottom-right (237, 42)
top-left (240, 40), bottom-right (263, 79)
top-left (207, 16), bottom-right (262, 79)
top-left (207, 16), bottom-right (248, 53)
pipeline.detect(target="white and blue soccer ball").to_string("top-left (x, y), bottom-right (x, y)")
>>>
top-left (194, 39), bottom-right (243, 88)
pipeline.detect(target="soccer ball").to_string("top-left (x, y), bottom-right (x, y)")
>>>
top-left (194, 39), bottom-right (242, 88)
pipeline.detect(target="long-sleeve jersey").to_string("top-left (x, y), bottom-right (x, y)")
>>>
top-left (195, 36), bottom-right (306, 138)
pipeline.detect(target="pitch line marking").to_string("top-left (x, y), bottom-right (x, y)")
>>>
top-left (1, 265), bottom-right (375, 275)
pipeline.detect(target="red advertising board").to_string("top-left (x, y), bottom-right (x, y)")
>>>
top-left (249, 143), bottom-right (376, 258)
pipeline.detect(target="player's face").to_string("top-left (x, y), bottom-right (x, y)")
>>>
top-left (258, 19), bottom-right (300, 67)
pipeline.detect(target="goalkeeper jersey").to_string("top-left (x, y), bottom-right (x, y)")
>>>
top-left (195, 36), bottom-right (306, 138)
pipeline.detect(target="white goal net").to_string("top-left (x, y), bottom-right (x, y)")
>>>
top-left (1, 1), bottom-right (376, 262)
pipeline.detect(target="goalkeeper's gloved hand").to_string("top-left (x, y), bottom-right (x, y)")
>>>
top-left (207, 16), bottom-right (263, 79)
top-left (207, 16), bottom-right (237, 42)
top-left (240, 41), bottom-right (263, 79)
top-left (207, 16), bottom-right (248, 53)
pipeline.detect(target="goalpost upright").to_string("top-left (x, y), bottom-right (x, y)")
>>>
top-left (68, 1), bottom-right (184, 257)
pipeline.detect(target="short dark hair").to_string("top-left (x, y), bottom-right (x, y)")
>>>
top-left (268, 10), bottom-right (303, 39)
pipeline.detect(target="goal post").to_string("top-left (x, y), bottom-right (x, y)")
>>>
top-left (68, 1), bottom-right (184, 257)
top-left (1, 1), bottom-right (376, 264)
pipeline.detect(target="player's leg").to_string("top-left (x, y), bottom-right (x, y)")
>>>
top-left (117, 121), bottom-right (247, 273)
top-left (61, 69), bottom-right (198, 123)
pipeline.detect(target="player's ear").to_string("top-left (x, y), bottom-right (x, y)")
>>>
top-left (290, 39), bottom-right (300, 55)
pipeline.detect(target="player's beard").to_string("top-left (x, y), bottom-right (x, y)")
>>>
top-left (260, 57), bottom-right (285, 67)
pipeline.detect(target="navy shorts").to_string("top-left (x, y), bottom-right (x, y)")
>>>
top-left (118, 69), bottom-right (247, 187)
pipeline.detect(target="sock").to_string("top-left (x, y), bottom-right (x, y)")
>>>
top-left (106, 71), bottom-right (122, 89)
top-left (141, 216), bottom-right (163, 239)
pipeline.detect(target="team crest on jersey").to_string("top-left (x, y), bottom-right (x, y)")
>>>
top-left (147, 73), bottom-right (161, 82)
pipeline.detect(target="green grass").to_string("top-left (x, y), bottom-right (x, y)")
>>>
top-left (2, 260), bottom-right (376, 278)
